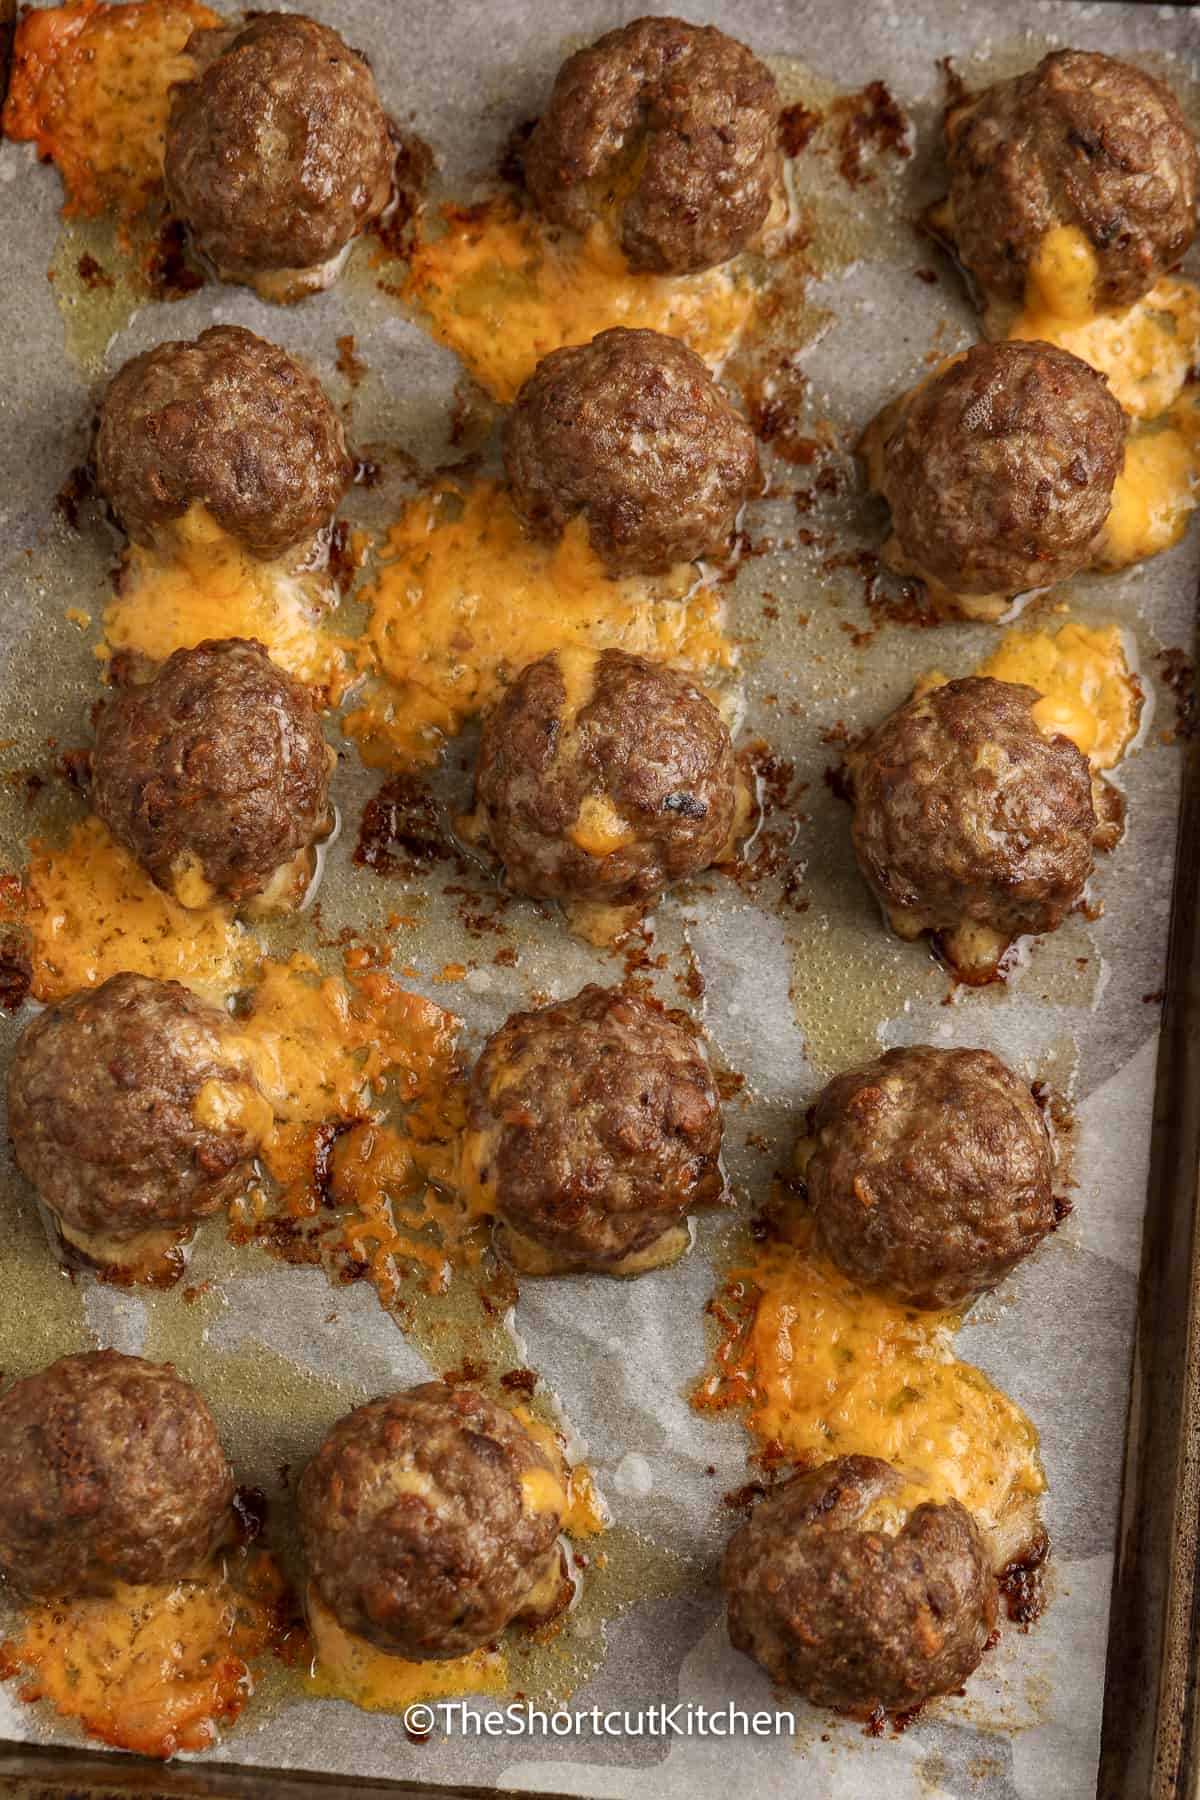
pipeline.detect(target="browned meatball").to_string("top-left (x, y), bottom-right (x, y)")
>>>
top-left (462, 984), bottom-right (724, 1276)
top-left (92, 639), bottom-right (334, 912)
top-left (850, 677), bottom-right (1098, 981)
top-left (298, 1383), bottom-right (566, 1659)
top-left (95, 327), bottom-right (352, 561)
top-left (504, 329), bottom-right (760, 574)
top-left (798, 1046), bottom-right (1056, 1310)
top-left (722, 1456), bottom-right (997, 1713)
top-left (468, 648), bottom-right (740, 935)
top-left (0, 1351), bottom-right (235, 1599)
top-left (525, 16), bottom-right (781, 274)
top-left (164, 13), bottom-right (394, 300)
top-left (946, 50), bottom-right (1199, 309)
top-left (878, 341), bottom-right (1125, 603)
top-left (7, 973), bottom-right (268, 1265)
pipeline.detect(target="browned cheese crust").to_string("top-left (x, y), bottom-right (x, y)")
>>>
top-left (524, 15), bottom-right (781, 274)
top-left (95, 326), bottom-right (352, 559)
top-left (0, 1351), bottom-right (235, 1598)
top-left (298, 1382), bottom-right (565, 1658)
top-left (92, 638), bottom-right (333, 909)
top-left (946, 49), bottom-right (1199, 308)
top-left (879, 340), bottom-right (1125, 599)
top-left (7, 971), bottom-right (266, 1244)
top-left (472, 648), bottom-right (737, 909)
top-left (722, 1455), bottom-right (997, 1712)
top-left (164, 12), bottom-right (394, 287)
top-left (801, 1045), bottom-right (1056, 1310)
top-left (504, 328), bottom-right (759, 574)
top-left (464, 984), bottom-right (724, 1273)
top-left (850, 677), bottom-right (1097, 975)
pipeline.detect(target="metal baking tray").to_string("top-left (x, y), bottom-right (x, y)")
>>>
top-left (0, 1), bottom-right (1199, 1797)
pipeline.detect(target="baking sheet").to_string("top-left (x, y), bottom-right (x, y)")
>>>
top-left (0, 1), bottom-right (1198, 1796)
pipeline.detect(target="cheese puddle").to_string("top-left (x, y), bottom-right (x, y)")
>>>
top-left (402, 196), bottom-right (756, 404)
top-left (347, 480), bottom-right (735, 770)
top-left (975, 620), bottom-right (1142, 771)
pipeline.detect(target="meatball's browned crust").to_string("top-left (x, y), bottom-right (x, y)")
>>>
top-left (298, 1383), bottom-right (565, 1658)
top-left (946, 50), bottom-right (1199, 309)
top-left (722, 1456), bottom-right (997, 1713)
top-left (850, 678), bottom-right (1097, 978)
top-left (471, 648), bottom-right (738, 918)
top-left (800, 1046), bottom-right (1056, 1310)
top-left (879, 341), bottom-right (1125, 600)
top-left (525, 17), bottom-right (781, 274)
top-left (0, 1351), bottom-right (234, 1599)
top-left (464, 985), bottom-right (724, 1275)
top-left (92, 639), bottom-right (333, 911)
top-left (164, 13), bottom-right (394, 296)
top-left (504, 329), bottom-right (760, 575)
top-left (7, 972), bottom-right (267, 1248)
top-left (95, 327), bottom-right (352, 560)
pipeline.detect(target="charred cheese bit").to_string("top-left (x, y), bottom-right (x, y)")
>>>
top-left (192, 1077), bottom-right (274, 1147)
top-left (402, 196), bottom-right (755, 403)
top-left (24, 817), bottom-right (259, 1003)
top-left (569, 793), bottom-right (639, 858)
top-left (1101, 391), bottom-right (1200, 568)
top-left (2, 0), bottom-right (218, 220)
top-left (346, 481), bottom-right (734, 770)
top-left (54, 1216), bottom-right (188, 1282)
top-left (697, 1215), bottom-right (1044, 1538)
top-left (0, 1556), bottom-right (287, 1760)
top-left (104, 505), bottom-right (349, 696)
top-left (520, 1466), bottom-right (567, 1519)
top-left (976, 621), bottom-right (1141, 770)
top-left (304, 1589), bottom-right (507, 1715)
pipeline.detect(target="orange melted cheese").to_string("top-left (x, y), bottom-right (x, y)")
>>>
top-left (2, 0), bottom-right (218, 220)
top-left (698, 1212), bottom-right (1044, 1541)
top-left (975, 620), bottom-right (1142, 771)
top-left (305, 1590), bottom-right (506, 1715)
top-left (347, 481), bottom-right (734, 770)
top-left (403, 196), bottom-right (756, 404)
top-left (104, 506), bottom-right (350, 699)
top-left (0, 1553), bottom-right (290, 1760)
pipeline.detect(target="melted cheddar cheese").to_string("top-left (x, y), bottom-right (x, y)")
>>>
top-left (104, 506), bottom-right (349, 698)
top-left (305, 1590), bottom-right (506, 1715)
top-left (403, 197), bottom-right (756, 404)
top-left (1102, 390), bottom-right (1200, 568)
top-left (2, 0), bottom-right (218, 220)
top-left (0, 1554), bottom-right (289, 1760)
top-left (975, 621), bottom-right (1142, 770)
top-left (347, 481), bottom-right (734, 770)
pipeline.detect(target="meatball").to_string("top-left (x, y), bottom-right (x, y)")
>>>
top-left (164, 13), bottom-right (394, 300)
top-left (462, 984), bottom-right (724, 1276)
top-left (798, 1046), bottom-right (1056, 1310)
top-left (299, 1382), bottom-right (566, 1658)
top-left (95, 326), bottom-right (352, 561)
top-left (468, 647), bottom-right (741, 936)
top-left (525, 16), bottom-right (781, 275)
top-left (0, 1351), bottom-right (234, 1599)
top-left (722, 1456), bottom-right (997, 1713)
top-left (92, 638), bottom-right (334, 912)
top-left (946, 50), bottom-right (1199, 310)
top-left (878, 341), bottom-right (1125, 605)
top-left (7, 972), bottom-right (268, 1265)
top-left (850, 677), bottom-right (1098, 981)
top-left (504, 329), bottom-right (760, 575)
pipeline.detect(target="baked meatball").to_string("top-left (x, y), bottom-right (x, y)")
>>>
top-left (946, 50), bottom-right (1199, 310)
top-left (467, 647), bottom-right (740, 936)
top-left (92, 638), bottom-right (334, 912)
top-left (462, 984), bottom-right (724, 1276)
top-left (504, 329), bottom-right (760, 575)
top-left (798, 1046), bottom-right (1056, 1310)
top-left (722, 1456), bottom-right (996, 1713)
top-left (164, 13), bottom-right (394, 301)
top-left (95, 326), bottom-right (352, 561)
top-left (850, 677), bottom-right (1098, 981)
top-left (299, 1383), bottom-right (566, 1659)
top-left (0, 1351), bottom-right (235, 1599)
top-left (525, 16), bottom-right (781, 274)
top-left (7, 972), bottom-right (268, 1266)
top-left (877, 341), bottom-right (1125, 605)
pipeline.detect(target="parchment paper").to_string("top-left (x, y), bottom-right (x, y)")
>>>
top-left (0, 2), bottom-right (1197, 1796)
